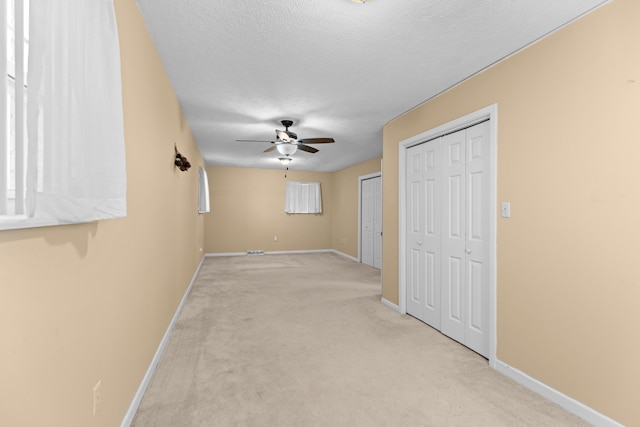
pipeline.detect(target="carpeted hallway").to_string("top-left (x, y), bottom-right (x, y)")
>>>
top-left (131, 253), bottom-right (589, 426)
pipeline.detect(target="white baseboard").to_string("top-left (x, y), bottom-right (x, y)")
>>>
top-left (120, 256), bottom-right (205, 427)
top-left (380, 297), bottom-right (400, 313)
top-left (205, 249), bottom-right (360, 263)
top-left (494, 360), bottom-right (624, 427)
top-left (330, 249), bottom-right (359, 262)
top-left (266, 249), bottom-right (333, 255)
top-left (205, 251), bottom-right (246, 257)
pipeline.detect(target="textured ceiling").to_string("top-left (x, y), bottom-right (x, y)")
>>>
top-left (135, 0), bottom-right (607, 172)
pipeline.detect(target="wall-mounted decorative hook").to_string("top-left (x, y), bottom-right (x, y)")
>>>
top-left (174, 143), bottom-right (191, 171)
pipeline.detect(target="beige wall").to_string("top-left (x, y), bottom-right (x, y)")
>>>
top-left (332, 157), bottom-right (382, 258)
top-left (0, 1), bottom-right (205, 426)
top-left (204, 158), bottom-right (382, 257)
top-left (204, 167), bottom-right (334, 253)
top-left (382, 0), bottom-right (639, 425)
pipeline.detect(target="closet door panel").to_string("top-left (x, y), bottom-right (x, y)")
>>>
top-left (440, 131), bottom-right (466, 343)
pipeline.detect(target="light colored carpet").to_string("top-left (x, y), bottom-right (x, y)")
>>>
top-left (131, 252), bottom-right (589, 427)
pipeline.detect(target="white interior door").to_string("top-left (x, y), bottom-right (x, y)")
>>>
top-left (373, 177), bottom-right (382, 269)
top-left (406, 146), bottom-right (425, 321)
top-left (461, 121), bottom-right (490, 356)
top-left (362, 176), bottom-right (382, 269)
top-left (440, 129), bottom-right (467, 344)
top-left (405, 120), bottom-right (490, 358)
top-left (406, 141), bottom-right (441, 328)
top-left (361, 178), bottom-right (374, 267)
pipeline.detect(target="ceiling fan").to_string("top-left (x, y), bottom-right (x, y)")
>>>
top-left (236, 120), bottom-right (335, 155)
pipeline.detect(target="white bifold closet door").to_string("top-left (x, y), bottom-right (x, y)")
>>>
top-left (406, 121), bottom-right (490, 358)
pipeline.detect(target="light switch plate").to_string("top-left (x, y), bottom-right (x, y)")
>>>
top-left (501, 202), bottom-right (511, 218)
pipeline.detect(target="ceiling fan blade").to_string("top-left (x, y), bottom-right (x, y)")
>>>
top-left (242, 120), bottom-right (331, 156)
top-left (236, 139), bottom-right (277, 143)
top-left (297, 144), bottom-right (319, 154)
top-left (297, 137), bottom-right (335, 144)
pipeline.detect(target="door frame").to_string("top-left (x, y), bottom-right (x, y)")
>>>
top-left (398, 104), bottom-right (498, 366)
top-left (358, 171), bottom-right (382, 265)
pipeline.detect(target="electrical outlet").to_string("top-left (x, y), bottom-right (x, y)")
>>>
top-left (274, 235), bottom-right (278, 242)
top-left (92, 380), bottom-right (102, 416)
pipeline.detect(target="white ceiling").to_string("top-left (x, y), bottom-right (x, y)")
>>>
top-left (135, 0), bottom-right (607, 172)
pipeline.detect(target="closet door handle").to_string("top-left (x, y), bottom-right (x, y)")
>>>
top-left (465, 248), bottom-right (472, 254)
top-left (417, 241), bottom-right (422, 245)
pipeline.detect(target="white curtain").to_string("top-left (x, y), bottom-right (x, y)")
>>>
top-left (21, 0), bottom-right (126, 227)
top-left (198, 166), bottom-right (210, 214)
top-left (284, 181), bottom-right (322, 214)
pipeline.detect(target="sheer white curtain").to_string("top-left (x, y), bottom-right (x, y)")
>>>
top-left (2, 0), bottom-right (126, 229)
top-left (284, 181), bottom-right (322, 214)
top-left (198, 166), bottom-right (210, 214)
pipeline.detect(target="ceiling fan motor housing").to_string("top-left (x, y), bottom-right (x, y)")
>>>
top-left (285, 131), bottom-right (297, 140)
top-left (279, 120), bottom-right (297, 140)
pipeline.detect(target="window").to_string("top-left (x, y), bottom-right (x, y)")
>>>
top-left (284, 181), bottom-right (322, 214)
top-left (1, 0), bottom-right (126, 230)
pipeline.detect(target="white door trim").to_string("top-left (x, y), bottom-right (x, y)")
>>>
top-left (398, 104), bottom-right (498, 366)
top-left (358, 171), bottom-right (382, 264)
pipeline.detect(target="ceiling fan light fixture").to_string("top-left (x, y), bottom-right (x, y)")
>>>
top-left (278, 156), bottom-right (293, 166)
top-left (276, 143), bottom-right (298, 156)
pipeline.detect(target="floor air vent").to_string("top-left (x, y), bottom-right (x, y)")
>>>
top-left (246, 250), bottom-right (265, 255)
